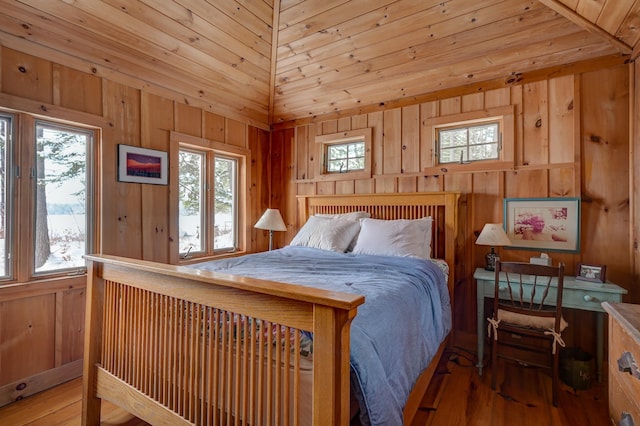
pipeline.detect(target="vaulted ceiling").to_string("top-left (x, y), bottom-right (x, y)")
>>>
top-left (0, 0), bottom-right (638, 128)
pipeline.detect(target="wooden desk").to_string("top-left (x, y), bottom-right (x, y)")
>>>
top-left (474, 267), bottom-right (627, 380)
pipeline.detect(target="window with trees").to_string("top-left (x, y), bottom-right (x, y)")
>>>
top-left (34, 122), bottom-right (94, 274)
top-left (315, 128), bottom-right (372, 180)
top-left (437, 121), bottom-right (500, 164)
top-left (425, 105), bottom-right (515, 174)
top-left (0, 111), bottom-right (95, 283)
top-left (178, 144), bottom-right (240, 258)
top-left (325, 140), bottom-right (365, 173)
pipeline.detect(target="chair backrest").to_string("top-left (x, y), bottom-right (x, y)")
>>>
top-left (493, 260), bottom-right (565, 324)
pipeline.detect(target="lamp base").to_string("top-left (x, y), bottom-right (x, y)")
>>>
top-left (485, 247), bottom-right (498, 271)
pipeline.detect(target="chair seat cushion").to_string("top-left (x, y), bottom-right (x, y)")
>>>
top-left (498, 309), bottom-right (568, 332)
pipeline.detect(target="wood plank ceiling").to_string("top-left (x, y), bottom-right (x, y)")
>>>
top-left (0, 0), bottom-right (638, 128)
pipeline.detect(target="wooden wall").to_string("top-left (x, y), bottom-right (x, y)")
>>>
top-left (0, 46), bottom-right (270, 404)
top-left (0, 40), bottom-right (635, 405)
top-left (271, 62), bottom-right (635, 354)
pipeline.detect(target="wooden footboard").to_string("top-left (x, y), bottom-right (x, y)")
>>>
top-left (81, 255), bottom-right (363, 425)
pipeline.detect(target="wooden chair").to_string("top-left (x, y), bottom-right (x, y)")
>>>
top-left (488, 260), bottom-right (566, 406)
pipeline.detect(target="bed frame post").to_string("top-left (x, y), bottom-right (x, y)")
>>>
top-left (297, 196), bottom-right (310, 228)
top-left (444, 192), bottom-right (460, 300)
top-left (312, 305), bottom-right (357, 425)
top-left (82, 260), bottom-right (104, 426)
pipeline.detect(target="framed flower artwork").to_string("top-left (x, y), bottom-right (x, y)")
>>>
top-left (503, 197), bottom-right (580, 253)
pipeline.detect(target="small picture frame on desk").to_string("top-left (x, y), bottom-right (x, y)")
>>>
top-left (576, 263), bottom-right (606, 283)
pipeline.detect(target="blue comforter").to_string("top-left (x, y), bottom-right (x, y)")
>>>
top-left (188, 246), bottom-right (451, 425)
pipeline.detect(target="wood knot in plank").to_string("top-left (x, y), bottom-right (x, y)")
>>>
top-left (505, 73), bottom-right (523, 85)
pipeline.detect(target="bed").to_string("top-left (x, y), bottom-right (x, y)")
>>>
top-left (81, 192), bottom-right (460, 425)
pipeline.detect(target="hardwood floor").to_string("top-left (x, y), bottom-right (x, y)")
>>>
top-left (0, 348), bottom-right (608, 425)
top-left (412, 346), bottom-right (609, 426)
top-left (0, 379), bottom-right (148, 426)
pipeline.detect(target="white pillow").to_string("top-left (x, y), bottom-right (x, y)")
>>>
top-left (315, 211), bottom-right (371, 221)
top-left (352, 217), bottom-right (433, 260)
top-left (315, 211), bottom-right (370, 251)
top-left (289, 216), bottom-right (362, 253)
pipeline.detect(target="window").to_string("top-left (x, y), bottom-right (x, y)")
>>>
top-left (0, 111), bottom-right (96, 284)
top-left (316, 128), bottom-right (372, 180)
top-left (326, 140), bottom-right (365, 173)
top-left (34, 122), bottom-right (94, 274)
top-left (177, 135), bottom-right (244, 258)
top-left (437, 121), bottom-right (500, 164)
top-left (178, 149), bottom-right (204, 253)
top-left (0, 114), bottom-right (12, 278)
top-left (213, 156), bottom-right (237, 250)
top-left (425, 105), bottom-right (515, 174)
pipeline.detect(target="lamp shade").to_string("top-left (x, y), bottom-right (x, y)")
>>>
top-left (476, 223), bottom-right (511, 247)
top-left (254, 208), bottom-right (287, 232)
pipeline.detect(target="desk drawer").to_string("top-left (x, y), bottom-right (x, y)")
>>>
top-left (562, 288), bottom-right (622, 311)
top-left (492, 286), bottom-right (621, 312)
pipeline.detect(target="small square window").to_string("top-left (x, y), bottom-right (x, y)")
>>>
top-left (326, 141), bottom-right (365, 173)
top-left (315, 128), bottom-right (372, 181)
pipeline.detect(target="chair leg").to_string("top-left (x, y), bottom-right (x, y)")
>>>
top-left (491, 332), bottom-right (498, 391)
top-left (552, 349), bottom-right (559, 407)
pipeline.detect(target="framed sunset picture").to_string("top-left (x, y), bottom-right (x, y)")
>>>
top-left (118, 144), bottom-right (168, 185)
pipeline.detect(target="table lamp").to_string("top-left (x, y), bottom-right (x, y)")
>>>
top-left (475, 223), bottom-right (511, 271)
top-left (254, 208), bottom-right (287, 251)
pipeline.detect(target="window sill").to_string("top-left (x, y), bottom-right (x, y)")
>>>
top-left (0, 274), bottom-right (87, 297)
top-left (317, 170), bottom-right (371, 181)
top-left (423, 161), bottom-right (577, 176)
top-left (424, 160), bottom-right (515, 176)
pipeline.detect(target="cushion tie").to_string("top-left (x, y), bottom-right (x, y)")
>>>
top-left (544, 328), bottom-right (566, 354)
top-left (487, 317), bottom-right (500, 340)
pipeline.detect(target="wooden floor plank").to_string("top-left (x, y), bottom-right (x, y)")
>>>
top-left (24, 400), bottom-right (81, 426)
top-left (0, 347), bottom-right (609, 426)
top-left (0, 379), bottom-right (81, 426)
top-left (0, 378), bottom-right (146, 426)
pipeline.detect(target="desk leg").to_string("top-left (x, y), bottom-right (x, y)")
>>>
top-left (477, 292), bottom-right (485, 375)
top-left (597, 312), bottom-right (604, 382)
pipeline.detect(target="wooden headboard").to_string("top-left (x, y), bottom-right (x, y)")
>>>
top-left (297, 192), bottom-right (460, 301)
